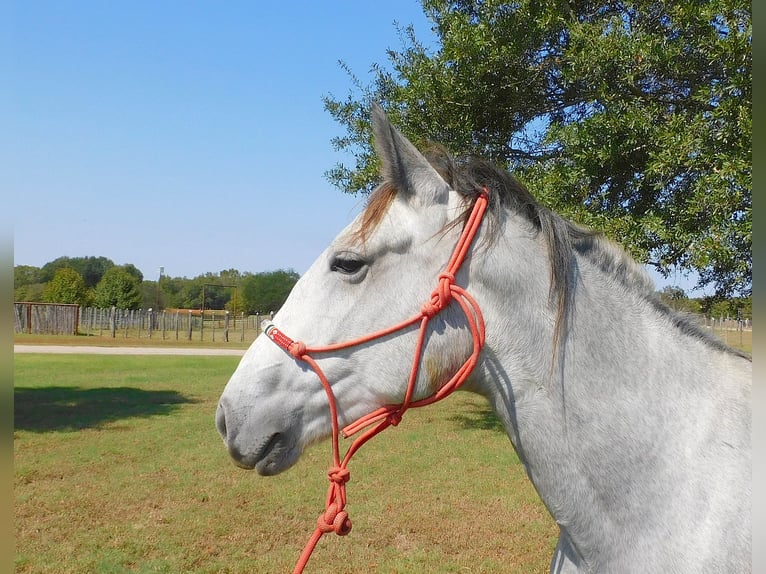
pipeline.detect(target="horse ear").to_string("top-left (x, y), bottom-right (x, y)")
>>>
top-left (371, 103), bottom-right (450, 206)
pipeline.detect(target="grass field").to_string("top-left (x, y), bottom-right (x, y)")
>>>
top-left (14, 354), bottom-right (557, 573)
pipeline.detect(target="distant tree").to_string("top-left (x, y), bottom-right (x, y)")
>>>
top-left (14, 265), bottom-right (45, 302)
top-left (241, 270), bottom-right (299, 314)
top-left (219, 268), bottom-right (243, 283)
top-left (658, 286), bottom-right (700, 314)
top-left (121, 263), bottom-right (144, 282)
top-left (41, 256), bottom-right (116, 288)
top-left (178, 280), bottom-right (205, 310)
top-left (700, 295), bottom-right (751, 320)
top-left (14, 265), bottom-right (43, 288)
top-left (93, 266), bottom-right (142, 309)
top-left (42, 268), bottom-right (90, 306)
top-left (15, 282), bottom-right (46, 303)
top-left (157, 276), bottom-right (185, 309)
top-left (200, 283), bottom-right (230, 311)
top-left (139, 281), bottom-right (160, 310)
top-left (659, 286), bottom-right (686, 302)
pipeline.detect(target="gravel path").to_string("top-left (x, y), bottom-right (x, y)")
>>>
top-left (13, 345), bottom-right (246, 356)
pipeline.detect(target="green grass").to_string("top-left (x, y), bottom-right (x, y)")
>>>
top-left (14, 354), bottom-right (557, 573)
top-left (13, 332), bottom-right (253, 349)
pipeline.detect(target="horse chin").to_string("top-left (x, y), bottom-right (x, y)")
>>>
top-left (252, 434), bottom-right (301, 477)
top-left (224, 431), bottom-right (301, 476)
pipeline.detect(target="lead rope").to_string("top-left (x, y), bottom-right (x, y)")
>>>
top-left (262, 191), bottom-right (489, 574)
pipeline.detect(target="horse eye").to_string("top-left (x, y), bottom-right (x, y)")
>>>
top-left (330, 254), bottom-right (366, 275)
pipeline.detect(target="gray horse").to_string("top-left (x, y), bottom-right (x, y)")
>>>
top-left (217, 105), bottom-right (751, 572)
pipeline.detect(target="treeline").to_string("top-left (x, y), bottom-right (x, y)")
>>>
top-left (656, 286), bottom-right (751, 321)
top-left (13, 256), bottom-right (299, 315)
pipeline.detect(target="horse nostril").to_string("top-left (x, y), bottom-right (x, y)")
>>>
top-left (216, 403), bottom-right (228, 442)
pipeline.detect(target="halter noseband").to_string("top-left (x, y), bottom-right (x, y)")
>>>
top-left (262, 191), bottom-right (489, 573)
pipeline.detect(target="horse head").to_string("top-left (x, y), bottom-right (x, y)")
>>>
top-left (216, 105), bottom-right (480, 475)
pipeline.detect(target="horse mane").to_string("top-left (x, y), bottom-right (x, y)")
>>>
top-left (360, 145), bottom-right (749, 360)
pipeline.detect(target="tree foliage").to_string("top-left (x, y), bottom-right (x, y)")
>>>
top-left (42, 268), bottom-right (90, 306)
top-left (14, 265), bottom-right (43, 289)
top-left (14, 265), bottom-right (46, 302)
top-left (40, 256), bottom-right (119, 288)
top-left (92, 266), bottom-right (143, 310)
top-left (657, 285), bottom-right (701, 314)
top-left (324, 0), bottom-right (751, 297)
top-left (240, 270), bottom-right (300, 315)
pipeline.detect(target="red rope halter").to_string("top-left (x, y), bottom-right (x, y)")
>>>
top-left (262, 191), bottom-right (489, 573)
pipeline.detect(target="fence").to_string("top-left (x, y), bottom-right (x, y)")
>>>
top-left (700, 316), bottom-right (752, 350)
top-left (14, 304), bottom-right (271, 344)
top-left (14, 302), bottom-right (80, 335)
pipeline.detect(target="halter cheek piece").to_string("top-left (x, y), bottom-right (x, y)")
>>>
top-left (262, 191), bottom-right (489, 574)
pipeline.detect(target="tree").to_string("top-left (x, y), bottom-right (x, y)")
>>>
top-left (42, 268), bottom-right (90, 306)
top-left (658, 286), bottom-right (700, 314)
top-left (699, 294), bottom-right (751, 320)
top-left (14, 283), bottom-right (45, 303)
top-left (14, 265), bottom-right (43, 289)
top-left (92, 266), bottom-right (143, 309)
top-left (41, 256), bottom-right (116, 288)
top-left (241, 270), bottom-right (299, 315)
top-left (121, 263), bottom-right (144, 282)
top-left (14, 265), bottom-right (45, 302)
top-left (324, 0), bottom-right (751, 297)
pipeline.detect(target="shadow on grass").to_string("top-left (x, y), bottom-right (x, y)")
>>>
top-left (14, 386), bottom-right (194, 432)
top-left (449, 403), bottom-right (506, 434)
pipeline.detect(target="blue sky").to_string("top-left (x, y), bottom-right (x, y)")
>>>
top-left (5, 1), bottom-right (701, 293)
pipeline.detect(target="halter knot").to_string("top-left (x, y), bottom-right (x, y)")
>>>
top-left (387, 412), bottom-right (403, 427)
top-left (327, 467), bottom-right (350, 485)
top-left (288, 341), bottom-right (307, 359)
top-left (317, 504), bottom-right (352, 536)
top-left (421, 272), bottom-right (456, 318)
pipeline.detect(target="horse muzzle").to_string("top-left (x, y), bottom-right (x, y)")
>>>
top-left (216, 399), bottom-right (300, 476)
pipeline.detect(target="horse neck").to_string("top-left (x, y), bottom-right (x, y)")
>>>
top-left (472, 225), bottom-right (743, 433)
top-left (470, 228), bottom-right (751, 567)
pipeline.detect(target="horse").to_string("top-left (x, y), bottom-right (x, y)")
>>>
top-left (216, 104), bottom-right (751, 572)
